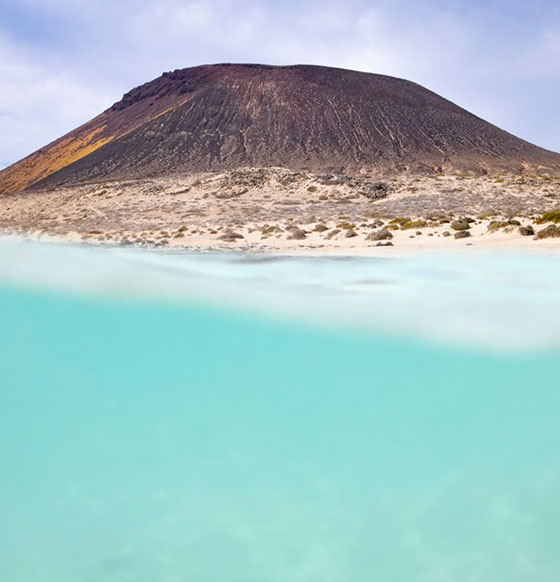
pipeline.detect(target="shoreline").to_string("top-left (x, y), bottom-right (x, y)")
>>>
top-left (0, 231), bottom-right (559, 355)
top-left (1, 227), bottom-right (560, 258)
top-left (1, 169), bottom-right (559, 255)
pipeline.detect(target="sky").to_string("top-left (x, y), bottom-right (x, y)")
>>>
top-left (1, 0), bottom-right (559, 168)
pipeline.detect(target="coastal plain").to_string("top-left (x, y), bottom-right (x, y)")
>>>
top-left (1, 167), bottom-right (559, 254)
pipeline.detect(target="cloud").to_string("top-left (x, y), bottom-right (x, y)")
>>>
top-left (0, 33), bottom-right (117, 165)
top-left (1, 0), bottom-right (559, 167)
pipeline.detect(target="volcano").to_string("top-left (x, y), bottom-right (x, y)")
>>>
top-left (1, 63), bottom-right (559, 194)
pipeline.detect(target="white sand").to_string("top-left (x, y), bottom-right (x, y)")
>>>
top-left (1, 168), bottom-right (559, 255)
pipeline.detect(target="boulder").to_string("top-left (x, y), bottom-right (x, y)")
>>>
top-left (367, 228), bottom-right (393, 241)
top-left (454, 230), bottom-right (471, 239)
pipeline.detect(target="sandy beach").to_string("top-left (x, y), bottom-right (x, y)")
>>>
top-left (1, 168), bottom-right (559, 254)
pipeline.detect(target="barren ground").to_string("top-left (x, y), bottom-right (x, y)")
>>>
top-left (1, 168), bottom-right (560, 253)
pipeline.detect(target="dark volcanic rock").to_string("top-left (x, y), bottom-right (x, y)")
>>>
top-left (218, 230), bottom-right (244, 242)
top-left (367, 228), bottom-right (394, 241)
top-left (360, 181), bottom-right (392, 200)
top-left (519, 225), bottom-right (535, 236)
top-left (287, 227), bottom-right (307, 240)
top-left (454, 230), bottom-right (472, 239)
top-left (2, 63), bottom-right (560, 193)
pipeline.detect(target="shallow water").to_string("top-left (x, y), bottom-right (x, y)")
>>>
top-left (1, 239), bottom-right (559, 581)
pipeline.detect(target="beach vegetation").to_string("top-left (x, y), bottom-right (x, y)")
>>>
top-left (389, 217), bottom-right (411, 227)
top-left (451, 220), bottom-right (471, 231)
top-left (336, 221), bottom-right (356, 230)
top-left (487, 220), bottom-right (510, 232)
top-left (534, 224), bottom-right (560, 239)
top-left (400, 219), bottom-right (428, 230)
top-left (535, 210), bottom-right (560, 224)
top-left (313, 224), bottom-right (329, 232)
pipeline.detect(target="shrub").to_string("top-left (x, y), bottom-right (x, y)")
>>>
top-left (400, 219), bottom-right (428, 230)
top-left (535, 210), bottom-right (560, 224)
top-left (451, 220), bottom-right (470, 231)
top-left (389, 217), bottom-right (411, 228)
top-left (487, 221), bottom-right (510, 232)
top-left (336, 221), bottom-right (356, 230)
top-left (534, 225), bottom-right (560, 239)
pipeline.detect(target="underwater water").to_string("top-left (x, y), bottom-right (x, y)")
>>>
top-left (1, 239), bottom-right (559, 581)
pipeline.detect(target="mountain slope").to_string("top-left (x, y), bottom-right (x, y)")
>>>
top-left (0, 72), bottom-right (197, 194)
top-left (1, 64), bottom-right (560, 193)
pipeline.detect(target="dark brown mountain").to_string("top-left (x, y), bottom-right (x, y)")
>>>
top-left (1, 63), bottom-right (559, 194)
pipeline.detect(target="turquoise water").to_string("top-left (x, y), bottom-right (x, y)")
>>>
top-left (1, 239), bottom-right (560, 581)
